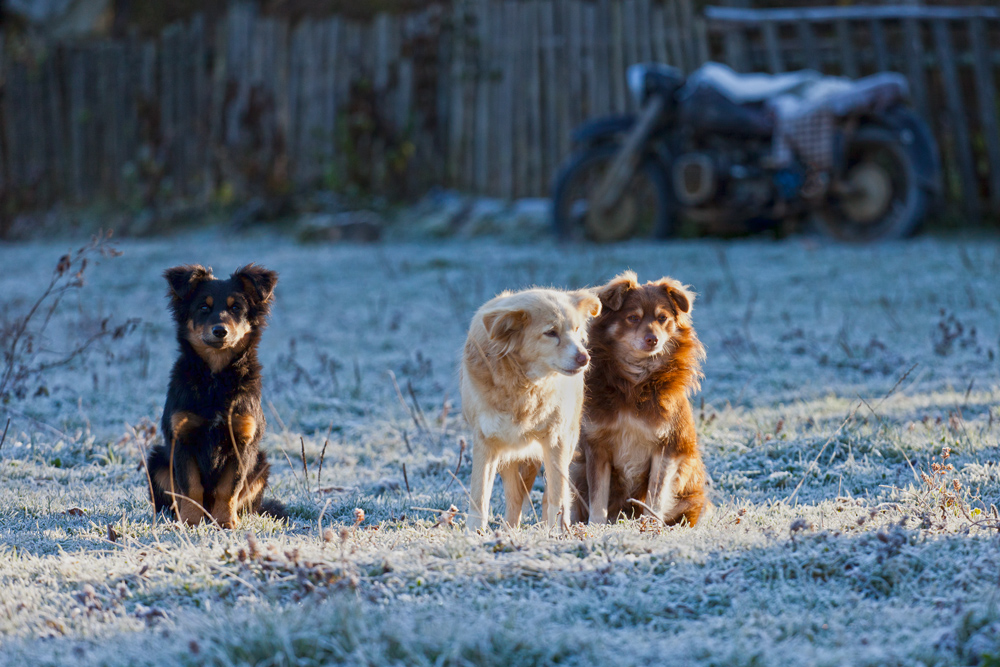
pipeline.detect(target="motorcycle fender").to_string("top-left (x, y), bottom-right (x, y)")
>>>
top-left (873, 106), bottom-right (942, 195)
top-left (570, 114), bottom-right (638, 146)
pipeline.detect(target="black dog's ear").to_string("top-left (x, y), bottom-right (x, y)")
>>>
top-left (164, 265), bottom-right (213, 302)
top-left (233, 264), bottom-right (278, 305)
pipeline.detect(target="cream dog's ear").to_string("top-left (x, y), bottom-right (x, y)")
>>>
top-left (570, 290), bottom-right (601, 318)
top-left (595, 270), bottom-right (639, 312)
top-left (482, 308), bottom-right (530, 342)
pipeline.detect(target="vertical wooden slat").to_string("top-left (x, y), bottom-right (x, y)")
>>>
top-left (622, 0), bottom-right (638, 72)
top-left (969, 18), bottom-right (1000, 213)
top-left (932, 20), bottom-right (980, 222)
top-left (796, 20), bottom-right (820, 71)
top-left (473, 2), bottom-right (490, 194)
top-left (869, 19), bottom-right (889, 73)
top-left (540, 0), bottom-right (559, 188)
top-left (903, 18), bottom-right (929, 122)
top-left (651, 3), bottom-right (669, 66)
top-left (448, 3), bottom-right (466, 187)
top-left (666, 0), bottom-right (684, 72)
top-left (835, 19), bottom-right (857, 78)
top-left (68, 50), bottom-right (86, 202)
top-left (593, 0), bottom-right (610, 116)
top-left (636, 0), bottom-right (653, 65)
top-left (762, 21), bottom-right (784, 73)
top-left (527, 1), bottom-right (543, 194)
top-left (678, 0), bottom-right (697, 72)
top-left (694, 15), bottom-right (710, 66)
top-left (45, 49), bottom-right (67, 200)
top-left (499, 0), bottom-right (514, 199)
top-left (610, 0), bottom-right (626, 111)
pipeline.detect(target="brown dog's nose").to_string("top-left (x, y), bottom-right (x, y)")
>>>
top-left (644, 334), bottom-right (658, 348)
top-left (212, 325), bottom-right (227, 339)
top-left (574, 351), bottom-right (589, 367)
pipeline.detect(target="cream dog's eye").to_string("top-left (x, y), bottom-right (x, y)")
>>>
top-left (544, 329), bottom-right (559, 338)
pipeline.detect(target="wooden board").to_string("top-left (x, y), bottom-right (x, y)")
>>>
top-left (968, 18), bottom-right (1000, 213)
top-left (932, 20), bottom-right (980, 222)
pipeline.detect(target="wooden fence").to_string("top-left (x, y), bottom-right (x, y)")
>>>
top-left (1, 2), bottom-right (999, 223)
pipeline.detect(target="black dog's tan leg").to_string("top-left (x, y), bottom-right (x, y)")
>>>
top-left (210, 462), bottom-right (242, 529)
top-left (176, 460), bottom-right (206, 525)
top-left (236, 459), bottom-right (270, 515)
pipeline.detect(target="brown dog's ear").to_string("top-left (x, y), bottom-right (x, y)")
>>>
top-left (164, 265), bottom-right (213, 301)
top-left (570, 290), bottom-right (602, 319)
top-left (595, 270), bottom-right (639, 312)
top-left (654, 277), bottom-right (695, 315)
top-left (482, 308), bottom-right (530, 342)
top-left (233, 264), bottom-right (278, 305)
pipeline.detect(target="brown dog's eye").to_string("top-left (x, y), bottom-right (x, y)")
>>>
top-left (544, 329), bottom-right (559, 338)
top-left (657, 315), bottom-right (668, 324)
top-left (626, 314), bottom-right (640, 324)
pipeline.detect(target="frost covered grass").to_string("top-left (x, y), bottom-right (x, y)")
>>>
top-left (1, 231), bottom-right (999, 666)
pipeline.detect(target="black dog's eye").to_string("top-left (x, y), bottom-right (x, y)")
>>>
top-left (199, 303), bottom-right (211, 313)
top-left (231, 304), bottom-right (242, 314)
top-left (544, 329), bottom-right (559, 338)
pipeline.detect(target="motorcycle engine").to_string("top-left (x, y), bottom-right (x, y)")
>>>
top-left (672, 153), bottom-right (716, 206)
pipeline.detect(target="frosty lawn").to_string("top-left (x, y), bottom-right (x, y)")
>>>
top-left (1, 232), bottom-right (999, 666)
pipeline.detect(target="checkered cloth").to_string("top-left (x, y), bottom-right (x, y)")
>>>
top-left (769, 73), bottom-right (910, 171)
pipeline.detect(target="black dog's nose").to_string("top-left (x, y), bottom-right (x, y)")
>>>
top-left (211, 325), bottom-right (227, 339)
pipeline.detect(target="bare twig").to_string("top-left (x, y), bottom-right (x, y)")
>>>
top-left (444, 437), bottom-right (467, 491)
top-left (318, 438), bottom-right (330, 489)
top-left (627, 498), bottom-right (665, 524)
top-left (402, 463), bottom-right (411, 497)
top-left (0, 417), bottom-right (10, 454)
top-left (388, 371), bottom-right (425, 436)
top-left (300, 436), bottom-right (309, 483)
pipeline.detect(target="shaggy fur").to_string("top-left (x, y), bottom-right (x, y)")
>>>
top-left (571, 270), bottom-right (708, 526)
top-left (146, 264), bottom-right (284, 528)
top-left (462, 288), bottom-right (602, 531)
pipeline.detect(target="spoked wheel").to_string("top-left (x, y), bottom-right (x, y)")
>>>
top-left (552, 143), bottom-right (673, 242)
top-left (813, 127), bottom-right (928, 242)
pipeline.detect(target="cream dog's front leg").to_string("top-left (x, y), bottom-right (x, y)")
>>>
top-left (468, 438), bottom-right (498, 532)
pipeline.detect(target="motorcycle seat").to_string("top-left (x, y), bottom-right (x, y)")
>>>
top-left (685, 62), bottom-right (822, 104)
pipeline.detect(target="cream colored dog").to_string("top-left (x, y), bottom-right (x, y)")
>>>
top-left (462, 287), bottom-right (601, 531)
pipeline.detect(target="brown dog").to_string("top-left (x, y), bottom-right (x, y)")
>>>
top-left (571, 270), bottom-right (708, 526)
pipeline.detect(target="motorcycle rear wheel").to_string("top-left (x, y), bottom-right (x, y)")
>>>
top-left (552, 143), bottom-right (673, 242)
top-left (812, 127), bottom-right (928, 242)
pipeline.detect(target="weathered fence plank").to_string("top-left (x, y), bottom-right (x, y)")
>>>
top-left (932, 19), bottom-right (980, 222)
top-left (969, 18), bottom-right (1000, 213)
top-left (2, 1), bottom-right (999, 220)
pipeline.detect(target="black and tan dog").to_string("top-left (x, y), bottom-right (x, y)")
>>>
top-left (146, 264), bottom-right (284, 527)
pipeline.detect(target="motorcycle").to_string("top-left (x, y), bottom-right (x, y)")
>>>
top-left (551, 62), bottom-right (941, 243)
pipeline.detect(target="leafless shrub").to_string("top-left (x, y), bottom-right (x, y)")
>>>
top-left (0, 231), bottom-right (137, 401)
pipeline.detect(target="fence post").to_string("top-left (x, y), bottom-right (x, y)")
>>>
top-left (932, 19), bottom-right (980, 223)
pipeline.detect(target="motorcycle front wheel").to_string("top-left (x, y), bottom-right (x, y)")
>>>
top-left (812, 126), bottom-right (928, 242)
top-left (551, 143), bottom-right (673, 242)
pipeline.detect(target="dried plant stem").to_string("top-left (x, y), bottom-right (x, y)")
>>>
top-left (0, 417), bottom-right (10, 454)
